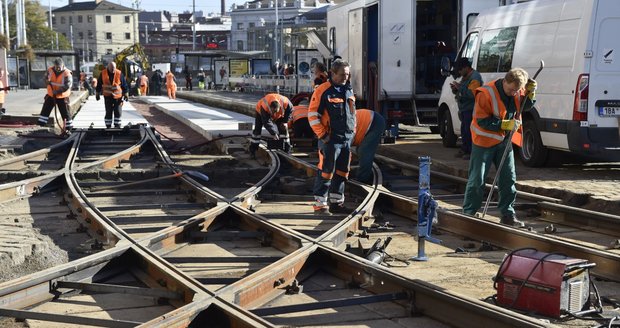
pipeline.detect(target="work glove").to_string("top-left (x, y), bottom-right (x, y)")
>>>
top-left (283, 141), bottom-right (292, 153)
top-left (525, 79), bottom-right (537, 100)
top-left (123, 94), bottom-right (129, 102)
top-left (501, 119), bottom-right (521, 132)
top-left (95, 93), bottom-right (100, 101)
top-left (249, 142), bottom-right (259, 157)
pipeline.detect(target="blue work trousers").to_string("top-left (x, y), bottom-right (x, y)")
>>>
top-left (460, 110), bottom-right (473, 154)
top-left (313, 141), bottom-right (351, 205)
top-left (462, 141), bottom-right (517, 217)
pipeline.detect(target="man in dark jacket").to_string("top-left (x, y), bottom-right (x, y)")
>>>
top-left (308, 59), bottom-right (356, 215)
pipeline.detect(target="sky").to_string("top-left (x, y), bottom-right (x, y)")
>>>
top-left (114, 0), bottom-right (246, 15)
top-left (45, 0), bottom-right (248, 15)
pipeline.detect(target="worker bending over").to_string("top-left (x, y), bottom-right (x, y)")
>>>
top-left (289, 105), bottom-right (314, 138)
top-left (96, 62), bottom-right (129, 128)
top-left (249, 93), bottom-right (293, 157)
top-left (462, 68), bottom-right (537, 227)
top-left (352, 109), bottom-right (386, 185)
top-left (309, 59), bottom-right (356, 215)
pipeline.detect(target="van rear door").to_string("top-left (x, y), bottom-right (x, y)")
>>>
top-left (589, 0), bottom-right (620, 128)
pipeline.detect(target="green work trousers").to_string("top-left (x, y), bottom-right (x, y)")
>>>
top-left (462, 141), bottom-right (517, 217)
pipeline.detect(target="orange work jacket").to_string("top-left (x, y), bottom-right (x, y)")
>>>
top-left (471, 81), bottom-right (523, 147)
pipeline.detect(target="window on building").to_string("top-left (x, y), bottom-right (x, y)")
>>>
top-left (106, 49), bottom-right (113, 55)
top-left (106, 32), bottom-right (112, 40)
top-left (105, 15), bottom-right (112, 23)
top-left (87, 15), bottom-right (92, 23)
top-left (237, 22), bottom-right (243, 30)
top-left (78, 15), bottom-right (83, 23)
top-left (78, 32), bottom-right (83, 39)
top-left (69, 16), bottom-right (72, 24)
top-left (88, 30), bottom-right (93, 39)
top-left (237, 40), bottom-right (244, 51)
top-left (61, 16), bottom-right (65, 24)
top-left (125, 33), bottom-right (131, 40)
top-left (52, 17), bottom-right (56, 25)
top-left (125, 15), bottom-right (130, 23)
top-left (249, 22), bottom-right (255, 28)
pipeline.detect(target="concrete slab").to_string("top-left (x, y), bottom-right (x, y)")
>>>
top-left (142, 95), bottom-right (271, 140)
top-left (72, 97), bottom-right (149, 128)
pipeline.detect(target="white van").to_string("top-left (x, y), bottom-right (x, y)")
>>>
top-left (80, 62), bottom-right (97, 79)
top-left (437, 0), bottom-right (620, 166)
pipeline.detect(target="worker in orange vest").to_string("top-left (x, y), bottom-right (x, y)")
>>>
top-left (139, 72), bottom-right (149, 96)
top-left (462, 68), bottom-right (537, 227)
top-left (165, 71), bottom-right (177, 99)
top-left (289, 105), bottom-right (314, 138)
top-left (352, 109), bottom-right (386, 184)
top-left (37, 57), bottom-right (74, 132)
top-left (249, 93), bottom-right (293, 156)
top-left (95, 62), bottom-right (128, 128)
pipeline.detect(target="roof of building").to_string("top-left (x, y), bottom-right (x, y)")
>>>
top-left (53, 0), bottom-right (137, 13)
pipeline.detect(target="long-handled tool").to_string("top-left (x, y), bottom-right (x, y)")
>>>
top-left (480, 60), bottom-right (544, 219)
top-left (89, 171), bottom-right (209, 192)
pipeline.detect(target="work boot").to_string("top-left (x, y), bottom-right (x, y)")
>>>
top-left (329, 203), bottom-right (353, 215)
top-left (314, 206), bottom-right (331, 216)
top-left (114, 124), bottom-right (121, 128)
top-left (500, 214), bottom-right (525, 228)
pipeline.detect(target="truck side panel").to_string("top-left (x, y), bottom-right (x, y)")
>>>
top-left (378, 0), bottom-right (414, 99)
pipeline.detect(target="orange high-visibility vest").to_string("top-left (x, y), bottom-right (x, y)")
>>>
top-left (102, 69), bottom-right (123, 99)
top-left (291, 105), bottom-right (309, 123)
top-left (471, 80), bottom-right (523, 147)
top-left (46, 67), bottom-right (72, 98)
top-left (166, 72), bottom-right (176, 86)
top-left (256, 93), bottom-right (290, 121)
top-left (352, 109), bottom-right (374, 146)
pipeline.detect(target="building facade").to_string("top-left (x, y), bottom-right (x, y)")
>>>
top-left (230, 0), bottom-right (335, 63)
top-left (52, 0), bottom-right (138, 63)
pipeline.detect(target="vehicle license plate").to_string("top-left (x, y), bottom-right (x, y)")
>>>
top-left (599, 107), bottom-right (620, 116)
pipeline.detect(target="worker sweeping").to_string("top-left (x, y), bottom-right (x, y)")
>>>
top-left (462, 67), bottom-right (537, 227)
top-left (249, 93), bottom-right (293, 157)
top-left (37, 57), bottom-right (74, 133)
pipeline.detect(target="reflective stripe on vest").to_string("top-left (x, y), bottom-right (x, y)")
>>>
top-left (482, 85), bottom-right (500, 118)
top-left (102, 69), bottom-right (122, 99)
top-left (47, 68), bottom-right (71, 98)
top-left (292, 106), bottom-right (309, 122)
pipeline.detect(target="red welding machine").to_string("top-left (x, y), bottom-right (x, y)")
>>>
top-left (494, 248), bottom-right (595, 318)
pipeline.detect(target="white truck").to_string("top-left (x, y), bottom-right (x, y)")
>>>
top-left (438, 0), bottom-right (620, 166)
top-left (325, 0), bottom-right (498, 131)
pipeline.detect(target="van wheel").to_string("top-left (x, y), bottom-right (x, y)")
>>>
top-left (440, 110), bottom-right (457, 148)
top-left (519, 120), bottom-right (548, 167)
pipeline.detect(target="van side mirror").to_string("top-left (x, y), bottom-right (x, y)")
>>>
top-left (440, 57), bottom-right (452, 77)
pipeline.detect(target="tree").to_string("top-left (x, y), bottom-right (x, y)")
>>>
top-left (7, 0), bottom-right (71, 51)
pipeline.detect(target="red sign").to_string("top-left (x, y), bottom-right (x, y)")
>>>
top-left (206, 43), bottom-right (218, 49)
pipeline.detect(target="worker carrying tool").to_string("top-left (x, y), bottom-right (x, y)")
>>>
top-left (462, 67), bottom-right (537, 227)
top-left (37, 57), bottom-right (74, 133)
top-left (249, 93), bottom-right (293, 157)
top-left (309, 59), bottom-right (356, 215)
top-left (96, 62), bottom-right (129, 128)
top-left (352, 109), bottom-right (386, 184)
